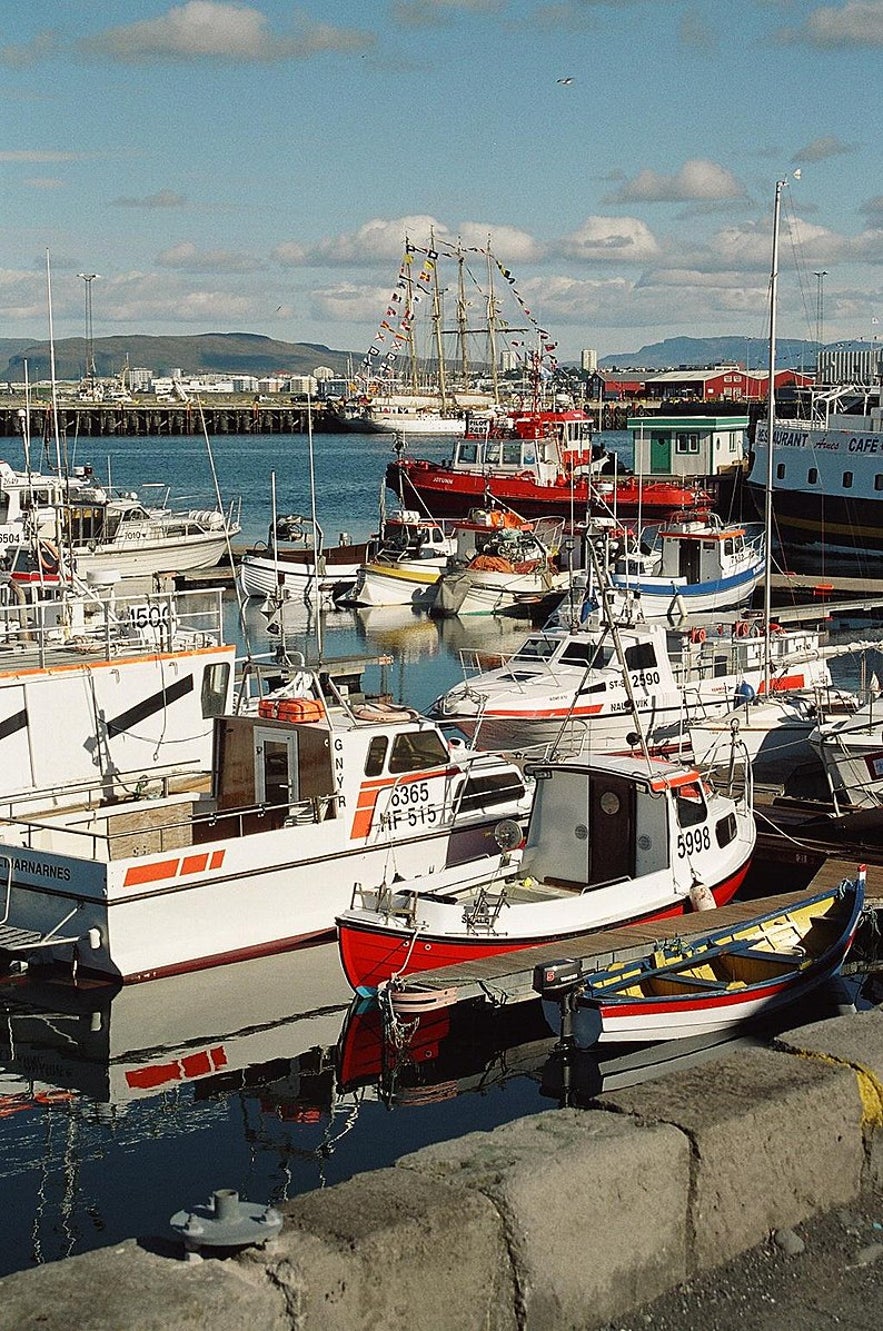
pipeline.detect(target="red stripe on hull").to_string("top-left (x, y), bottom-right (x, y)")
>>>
top-left (337, 859), bottom-right (751, 992)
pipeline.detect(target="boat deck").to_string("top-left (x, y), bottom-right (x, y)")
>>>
top-left (391, 860), bottom-right (879, 1009)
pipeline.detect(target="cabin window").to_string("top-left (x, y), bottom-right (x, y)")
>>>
top-left (724, 538), bottom-right (734, 556)
top-left (715, 812), bottom-right (737, 848)
top-left (484, 441), bottom-right (502, 466)
top-left (624, 642), bottom-right (656, 672)
top-left (456, 442), bottom-right (478, 465)
top-left (201, 662), bottom-right (230, 717)
top-left (808, 467), bottom-right (818, 485)
top-left (561, 641), bottom-right (612, 669)
top-left (578, 680), bottom-right (607, 695)
top-left (842, 471), bottom-right (854, 489)
top-left (713, 654), bottom-right (728, 677)
top-left (457, 771), bottom-right (526, 814)
top-left (514, 636), bottom-right (557, 662)
top-left (502, 441), bottom-right (522, 465)
top-left (675, 433), bottom-right (700, 454)
top-left (389, 729), bottom-right (449, 774)
top-left (364, 735), bottom-right (388, 777)
top-left (875, 475), bottom-right (883, 492)
top-left (675, 784), bottom-right (707, 828)
top-left (775, 463), bottom-right (786, 481)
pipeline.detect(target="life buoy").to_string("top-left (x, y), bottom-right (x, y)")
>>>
top-left (734, 620), bottom-right (750, 638)
top-left (769, 621), bottom-right (784, 635)
top-left (690, 627), bottom-right (707, 644)
top-left (37, 540), bottom-right (60, 575)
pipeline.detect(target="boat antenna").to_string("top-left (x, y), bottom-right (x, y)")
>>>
top-left (45, 251), bottom-right (64, 479)
top-left (306, 390), bottom-right (323, 659)
top-left (196, 395), bottom-right (254, 660)
top-left (763, 179), bottom-right (787, 700)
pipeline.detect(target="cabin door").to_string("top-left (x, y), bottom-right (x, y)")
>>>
top-left (678, 540), bottom-right (701, 583)
top-left (254, 728), bottom-right (300, 807)
top-left (588, 774), bottom-right (636, 886)
top-left (649, 433), bottom-right (671, 474)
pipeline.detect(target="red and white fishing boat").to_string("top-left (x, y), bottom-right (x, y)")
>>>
top-left (565, 874), bottom-right (864, 1044)
top-left (336, 750), bottom-right (756, 994)
top-left (386, 415), bottom-right (708, 521)
top-left (0, 656), bottom-right (530, 983)
top-left (432, 616), bottom-right (844, 757)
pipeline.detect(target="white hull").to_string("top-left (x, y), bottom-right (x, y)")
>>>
top-left (347, 561), bottom-right (443, 607)
top-left (366, 410), bottom-right (466, 436)
top-left (435, 621), bottom-right (836, 757)
top-left (72, 532), bottom-right (230, 579)
top-left (435, 569), bottom-right (568, 618)
top-left (0, 688), bottom-right (530, 981)
top-left (0, 588), bottom-right (233, 814)
top-left (239, 553), bottom-right (362, 600)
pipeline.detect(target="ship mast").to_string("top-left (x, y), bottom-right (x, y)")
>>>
top-left (429, 228), bottom-right (447, 409)
top-left (763, 179), bottom-right (786, 699)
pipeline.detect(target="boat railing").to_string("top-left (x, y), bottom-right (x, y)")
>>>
top-left (4, 787), bottom-right (339, 861)
top-left (0, 584), bottom-right (225, 668)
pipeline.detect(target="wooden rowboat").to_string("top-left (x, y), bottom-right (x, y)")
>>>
top-left (569, 872), bottom-right (865, 1045)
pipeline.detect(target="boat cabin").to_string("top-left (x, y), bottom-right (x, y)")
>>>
top-left (629, 414), bottom-right (748, 479)
top-left (454, 410), bottom-right (599, 485)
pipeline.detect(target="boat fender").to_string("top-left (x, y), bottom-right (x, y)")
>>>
top-left (689, 882), bottom-right (717, 912)
top-left (769, 621), bottom-right (784, 635)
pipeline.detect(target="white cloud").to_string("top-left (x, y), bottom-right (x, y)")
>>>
top-left (310, 284), bottom-right (395, 324)
top-left (86, 2), bottom-right (374, 63)
top-left (793, 135), bottom-right (858, 162)
top-left (778, 1), bottom-right (883, 46)
top-left (309, 216), bottom-right (451, 264)
top-left (558, 216), bottom-right (661, 262)
top-left (156, 241), bottom-right (264, 273)
top-left (607, 159), bottom-right (745, 204)
top-left (111, 189), bottom-right (187, 209)
top-left (0, 150), bottom-right (83, 162)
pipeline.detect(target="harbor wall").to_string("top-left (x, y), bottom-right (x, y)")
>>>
top-left (1, 1006), bottom-right (881, 1331)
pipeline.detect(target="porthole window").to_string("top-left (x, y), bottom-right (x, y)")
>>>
top-left (842, 471), bottom-right (854, 489)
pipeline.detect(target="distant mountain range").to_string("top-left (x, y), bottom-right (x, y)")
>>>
top-left (1, 331), bottom-right (870, 383)
top-left (1, 333), bottom-right (354, 383)
top-left (598, 335), bottom-right (838, 371)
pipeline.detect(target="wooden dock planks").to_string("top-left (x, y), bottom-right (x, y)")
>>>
top-left (398, 864), bottom-right (872, 1009)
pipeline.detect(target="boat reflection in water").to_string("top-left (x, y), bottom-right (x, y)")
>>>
top-left (0, 925), bottom-right (875, 1278)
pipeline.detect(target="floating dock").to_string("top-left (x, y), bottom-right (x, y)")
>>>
top-left (384, 859), bottom-right (880, 1011)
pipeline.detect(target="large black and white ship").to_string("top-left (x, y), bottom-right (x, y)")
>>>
top-left (748, 384), bottom-right (883, 558)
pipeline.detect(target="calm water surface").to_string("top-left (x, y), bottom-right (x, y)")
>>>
top-left (0, 429), bottom-right (879, 1277)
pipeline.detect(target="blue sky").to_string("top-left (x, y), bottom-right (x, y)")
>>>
top-left (2, 0), bottom-right (882, 363)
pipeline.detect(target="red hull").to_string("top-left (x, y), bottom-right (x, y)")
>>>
top-left (386, 459), bottom-right (708, 521)
top-left (337, 859), bottom-right (752, 993)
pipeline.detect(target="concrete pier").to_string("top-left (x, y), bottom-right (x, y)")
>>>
top-left (0, 1006), bottom-right (880, 1331)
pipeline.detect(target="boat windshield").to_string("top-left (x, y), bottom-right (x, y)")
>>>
top-left (512, 636), bottom-right (558, 663)
top-left (559, 640), bottom-right (612, 670)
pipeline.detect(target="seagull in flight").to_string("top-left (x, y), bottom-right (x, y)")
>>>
top-left (557, 77), bottom-right (574, 85)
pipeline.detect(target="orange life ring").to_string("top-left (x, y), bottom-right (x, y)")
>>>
top-left (769, 621), bottom-right (785, 635)
top-left (37, 540), bottom-right (60, 574)
top-left (690, 627), bottom-right (707, 644)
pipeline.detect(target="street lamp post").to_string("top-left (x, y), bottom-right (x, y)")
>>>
top-left (76, 272), bottom-right (99, 388)
top-left (814, 270), bottom-right (828, 351)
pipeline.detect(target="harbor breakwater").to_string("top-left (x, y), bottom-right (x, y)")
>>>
top-left (1, 1006), bottom-right (880, 1331)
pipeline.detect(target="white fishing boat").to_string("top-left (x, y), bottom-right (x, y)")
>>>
top-left (0, 656), bottom-right (531, 982)
top-left (0, 460), bottom-right (239, 580)
top-left (336, 748), bottom-right (756, 994)
top-left (0, 579), bottom-right (234, 816)
top-left (810, 690), bottom-right (883, 810)
top-left (431, 615), bottom-right (848, 756)
top-left (238, 514), bottom-right (372, 604)
top-left (433, 514), bottom-right (569, 618)
top-left (603, 509), bottom-right (765, 621)
top-left (339, 510), bottom-right (458, 608)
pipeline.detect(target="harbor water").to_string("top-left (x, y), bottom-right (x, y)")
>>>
top-left (0, 430), bottom-right (880, 1279)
